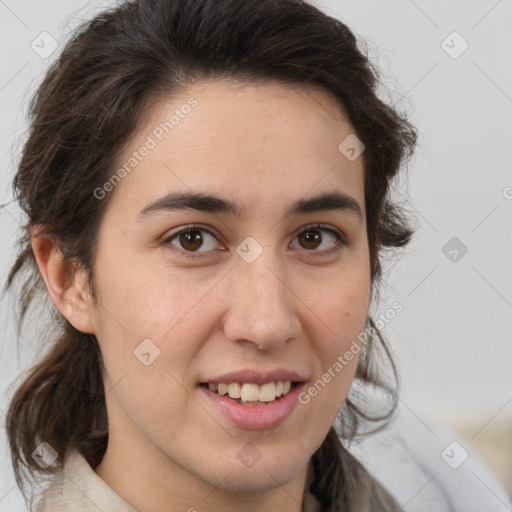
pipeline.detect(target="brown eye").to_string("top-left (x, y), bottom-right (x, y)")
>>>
top-left (298, 229), bottom-right (323, 250)
top-left (164, 225), bottom-right (220, 258)
top-left (291, 225), bottom-right (345, 256)
top-left (179, 229), bottom-right (204, 251)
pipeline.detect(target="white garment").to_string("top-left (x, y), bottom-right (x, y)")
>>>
top-left (347, 402), bottom-right (512, 512)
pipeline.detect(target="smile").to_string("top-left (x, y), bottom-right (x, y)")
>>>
top-left (203, 381), bottom-right (295, 405)
top-left (198, 371), bottom-right (306, 429)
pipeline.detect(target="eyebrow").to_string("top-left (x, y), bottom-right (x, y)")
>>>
top-left (136, 190), bottom-right (363, 221)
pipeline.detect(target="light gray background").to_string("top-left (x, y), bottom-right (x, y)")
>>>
top-left (1, 0), bottom-right (511, 509)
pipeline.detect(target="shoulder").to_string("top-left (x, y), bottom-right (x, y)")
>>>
top-left (36, 450), bottom-right (137, 512)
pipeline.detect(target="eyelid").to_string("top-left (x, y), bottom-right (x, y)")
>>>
top-left (162, 222), bottom-right (347, 259)
top-left (289, 223), bottom-right (347, 257)
top-left (161, 223), bottom-right (225, 251)
top-left (291, 223), bottom-right (346, 243)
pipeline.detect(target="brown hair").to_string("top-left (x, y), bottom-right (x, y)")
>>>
top-left (4, 0), bottom-right (417, 510)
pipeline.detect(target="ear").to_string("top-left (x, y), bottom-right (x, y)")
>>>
top-left (30, 226), bottom-right (96, 334)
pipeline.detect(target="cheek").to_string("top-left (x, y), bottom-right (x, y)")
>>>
top-left (313, 268), bottom-right (371, 343)
top-left (95, 290), bottom-right (210, 439)
top-left (90, 269), bottom-right (205, 418)
top-left (93, 247), bottom-right (211, 345)
top-left (304, 269), bottom-right (370, 409)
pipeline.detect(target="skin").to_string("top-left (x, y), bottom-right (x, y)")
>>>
top-left (32, 79), bottom-right (371, 512)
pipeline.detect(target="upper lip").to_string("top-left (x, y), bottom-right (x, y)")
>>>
top-left (201, 369), bottom-right (308, 386)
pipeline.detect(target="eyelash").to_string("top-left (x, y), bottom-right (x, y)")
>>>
top-left (162, 223), bottom-right (347, 260)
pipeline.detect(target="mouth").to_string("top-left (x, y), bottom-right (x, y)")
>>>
top-left (197, 368), bottom-right (308, 429)
top-left (199, 380), bottom-right (301, 406)
top-left (198, 374), bottom-right (306, 429)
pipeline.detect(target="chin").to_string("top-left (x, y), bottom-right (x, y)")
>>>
top-left (201, 451), bottom-right (307, 494)
top-left (214, 468), bottom-right (296, 494)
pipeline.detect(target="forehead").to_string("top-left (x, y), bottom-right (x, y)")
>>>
top-left (106, 79), bottom-right (365, 217)
top-left (143, 78), bottom-right (355, 152)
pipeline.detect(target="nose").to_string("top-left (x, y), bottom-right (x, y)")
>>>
top-left (222, 252), bottom-right (302, 351)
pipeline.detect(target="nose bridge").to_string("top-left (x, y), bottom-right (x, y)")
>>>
top-left (223, 248), bottom-right (300, 349)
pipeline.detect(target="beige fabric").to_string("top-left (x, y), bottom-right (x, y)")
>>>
top-left (37, 450), bottom-right (321, 512)
top-left (37, 451), bottom-right (136, 512)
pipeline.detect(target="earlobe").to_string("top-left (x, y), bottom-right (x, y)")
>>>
top-left (30, 226), bottom-right (96, 334)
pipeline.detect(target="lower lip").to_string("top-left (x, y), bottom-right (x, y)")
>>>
top-left (199, 384), bottom-right (304, 430)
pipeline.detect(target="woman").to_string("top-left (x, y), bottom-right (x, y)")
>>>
top-left (5, 0), bottom-right (417, 510)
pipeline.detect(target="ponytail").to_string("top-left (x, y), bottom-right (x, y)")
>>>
top-left (6, 283), bottom-right (108, 497)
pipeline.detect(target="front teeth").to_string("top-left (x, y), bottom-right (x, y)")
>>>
top-left (241, 383), bottom-right (260, 401)
top-left (228, 382), bottom-right (241, 399)
top-left (208, 381), bottom-right (292, 402)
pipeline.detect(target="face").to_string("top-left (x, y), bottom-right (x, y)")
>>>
top-left (89, 79), bottom-right (371, 501)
